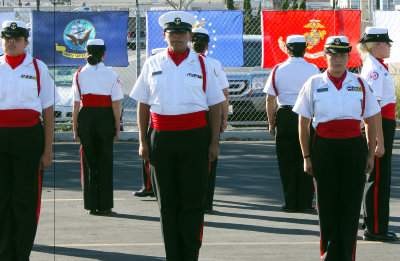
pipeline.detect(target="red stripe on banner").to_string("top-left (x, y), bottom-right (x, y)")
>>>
top-left (36, 168), bottom-right (43, 224)
top-left (374, 157), bottom-right (381, 234)
top-left (80, 146), bottom-right (84, 188)
top-left (0, 109), bottom-right (40, 127)
top-left (261, 10), bottom-right (361, 69)
top-left (81, 94), bottom-right (112, 107)
top-left (151, 111), bottom-right (207, 131)
top-left (145, 161), bottom-right (152, 191)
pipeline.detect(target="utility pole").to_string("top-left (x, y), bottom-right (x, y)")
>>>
top-left (37, 0), bottom-right (40, 11)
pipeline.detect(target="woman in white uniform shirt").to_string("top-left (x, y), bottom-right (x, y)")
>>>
top-left (293, 36), bottom-right (380, 261)
top-left (0, 20), bottom-right (56, 261)
top-left (72, 39), bottom-right (123, 215)
top-left (358, 27), bottom-right (398, 242)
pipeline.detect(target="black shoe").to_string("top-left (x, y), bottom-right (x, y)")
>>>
top-left (133, 189), bottom-right (155, 197)
top-left (96, 209), bottom-right (114, 216)
top-left (88, 209), bottom-right (98, 215)
top-left (297, 207), bottom-right (317, 214)
top-left (204, 208), bottom-right (214, 214)
top-left (363, 230), bottom-right (399, 242)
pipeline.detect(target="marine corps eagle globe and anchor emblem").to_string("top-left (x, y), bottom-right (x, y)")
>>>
top-left (55, 19), bottom-right (96, 59)
top-left (278, 19), bottom-right (327, 59)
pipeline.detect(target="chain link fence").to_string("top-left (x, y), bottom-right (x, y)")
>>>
top-left (1, 5), bottom-right (399, 130)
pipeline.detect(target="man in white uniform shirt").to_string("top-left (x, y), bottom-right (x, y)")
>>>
top-left (264, 35), bottom-right (319, 212)
top-left (129, 11), bottom-right (225, 260)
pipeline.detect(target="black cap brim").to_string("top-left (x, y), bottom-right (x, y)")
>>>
top-left (359, 33), bottom-right (393, 43)
top-left (324, 46), bottom-right (352, 54)
top-left (164, 22), bottom-right (192, 33)
top-left (1, 29), bottom-right (28, 39)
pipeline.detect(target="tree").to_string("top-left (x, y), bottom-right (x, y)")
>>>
top-left (298, 0), bottom-right (306, 10)
top-left (281, 0), bottom-right (290, 10)
top-left (165, 0), bottom-right (196, 10)
top-left (290, 0), bottom-right (298, 10)
top-left (243, 0), bottom-right (252, 34)
top-left (226, 0), bottom-right (235, 10)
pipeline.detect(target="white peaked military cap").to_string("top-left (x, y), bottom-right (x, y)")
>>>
top-left (324, 35), bottom-right (352, 53)
top-left (192, 27), bottom-right (209, 36)
top-left (158, 11), bottom-right (196, 32)
top-left (87, 39), bottom-right (105, 46)
top-left (286, 35), bottom-right (306, 44)
top-left (359, 26), bottom-right (392, 43)
top-left (1, 20), bottom-right (29, 38)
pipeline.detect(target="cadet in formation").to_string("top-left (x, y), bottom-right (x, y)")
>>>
top-left (264, 34), bottom-right (319, 212)
top-left (72, 39), bottom-right (123, 215)
top-left (294, 35), bottom-right (380, 261)
top-left (358, 26), bottom-right (398, 242)
top-left (0, 20), bottom-right (56, 261)
top-left (130, 11), bottom-right (225, 261)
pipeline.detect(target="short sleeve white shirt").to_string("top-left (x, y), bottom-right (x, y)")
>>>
top-left (72, 62), bottom-right (124, 102)
top-left (129, 50), bottom-right (225, 115)
top-left (360, 54), bottom-right (395, 107)
top-left (293, 71), bottom-right (380, 128)
top-left (263, 57), bottom-right (320, 106)
top-left (0, 54), bottom-right (57, 112)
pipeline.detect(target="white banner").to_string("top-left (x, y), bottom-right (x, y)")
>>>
top-left (374, 11), bottom-right (400, 64)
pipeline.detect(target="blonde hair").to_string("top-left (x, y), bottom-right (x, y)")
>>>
top-left (357, 42), bottom-right (377, 61)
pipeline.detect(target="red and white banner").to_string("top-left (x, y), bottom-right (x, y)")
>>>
top-left (262, 10), bottom-right (361, 69)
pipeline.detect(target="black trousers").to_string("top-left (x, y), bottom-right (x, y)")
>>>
top-left (363, 118), bottom-right (396, 234)
top-left (150, 127), bottom-right (209, 261)
top-left (0, 124), bottom-right (44, 261)
top-left (275, 107), bottom-right (314, 210)
top-left (140, 128), bottom-right (154, 193)
top-left (312, 136), bottom-right (367, 261)
top-left (205, 159), bottom-right (218, 211)
top-left (78, 107), bottom-right (115, 211)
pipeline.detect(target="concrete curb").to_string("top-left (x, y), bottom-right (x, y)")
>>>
top-left (55, 130), bottom-right (274, 142)
top-left (55, 129), bottom-right (400, 142)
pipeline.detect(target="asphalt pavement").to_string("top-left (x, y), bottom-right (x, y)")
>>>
top-left (30, 141), bottom-right (400, 261)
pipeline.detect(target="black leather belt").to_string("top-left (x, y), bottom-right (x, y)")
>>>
top-left (279, 105), bottom-right (293, 110)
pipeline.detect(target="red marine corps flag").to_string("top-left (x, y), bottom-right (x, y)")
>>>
top-left (262, 10), bottom-right (361, 68)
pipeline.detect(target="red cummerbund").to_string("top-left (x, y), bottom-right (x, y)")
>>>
top-left (317, 119), bottom-right (361, 139)
top-left (381, 103), bottom-right (396, 120)
top-left (0, 109), bottom-right (40, 127)
top-left (82, 94), bottom-right (112, 107)
top-left (151, 111), bottom-right (207, 131)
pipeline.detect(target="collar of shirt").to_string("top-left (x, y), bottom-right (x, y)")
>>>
top-left (84, 62), bottom-right (105, 71)
top-left (368, 53), bottom-right (388, 72)
top-left (327, 70), bottom-right (347, 90)
top-left (287, 57), bottom-right (305, 63)
top-left (168, 48), bottom-right (190, 66)
top-left (5, 53), bottom-right (26, 69)
top-left (376, 58), bottom-right (389, 71)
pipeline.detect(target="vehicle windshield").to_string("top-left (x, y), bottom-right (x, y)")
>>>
top-left (49, 66), bottom-right (78, 87)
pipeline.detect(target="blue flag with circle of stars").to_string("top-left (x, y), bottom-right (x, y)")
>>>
top-left (147, 10), bottom-right (243, 67)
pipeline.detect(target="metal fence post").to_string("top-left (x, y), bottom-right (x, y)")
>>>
top-left (136, 0), bottom-right (141, 77)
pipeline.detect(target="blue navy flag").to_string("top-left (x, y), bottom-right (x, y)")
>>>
top-left (32, 11), bottom-right (128, 67)
top-left (147, 10), bottom-right (243, 67)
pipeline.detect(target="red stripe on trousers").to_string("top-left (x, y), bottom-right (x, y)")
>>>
top-left (80, 146), bottom-right (84, 188)
top-left (145, 161), bottom-right (152, 191)
top-left (36, 168), bottom-right (43, 223)
top-left (352, 238), bottom-right (357, 261)
top-left (374, 157), bottom-right (381, 234)
top-left (199, 221), bottom-right (204, 242)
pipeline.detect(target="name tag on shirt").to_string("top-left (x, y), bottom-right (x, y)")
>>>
top-left (186, 73), bottom-right (202, 79)
top-left (346, 86), bottom-right (362, 92)
top-left (20, 74), bottom-right (36, 80)
top-left (152, 71), bottom-right (162, 76)
top-left (316, 88), bottom-right (328, 93)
